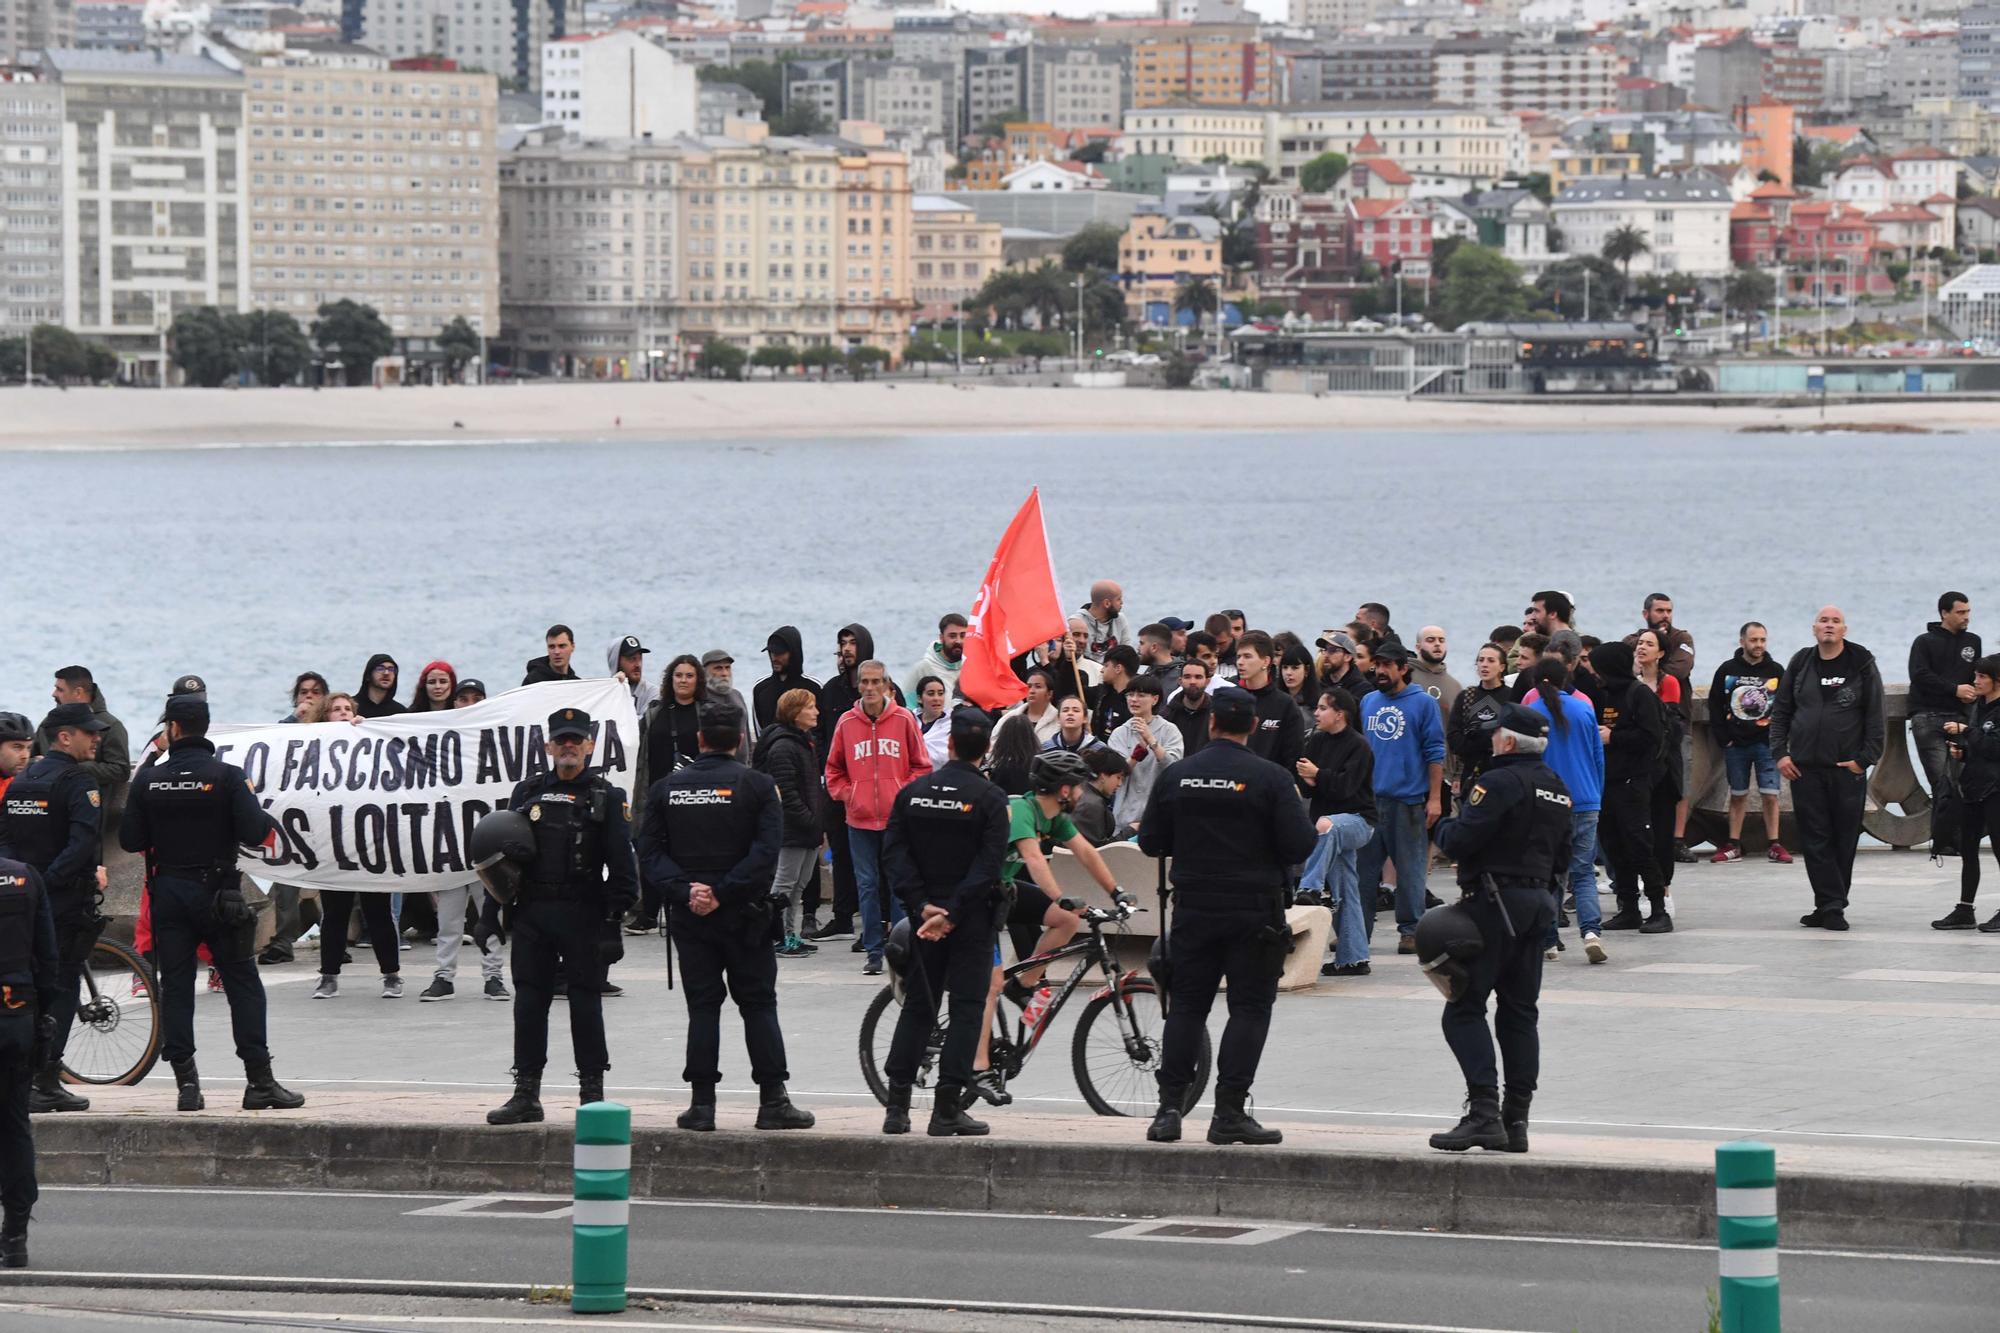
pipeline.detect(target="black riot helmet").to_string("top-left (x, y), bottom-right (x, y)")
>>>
top-left (1147, 934), bottom-right (1173, 1001)
top-left (1029, 750), bottom-right (1093, 795)
top-left (884, 917), bottom-right (915, 1003)
top-left (469, 810), bottom-right (536, 905)
top-left (1414, 901), bottom-right (1485, 1002)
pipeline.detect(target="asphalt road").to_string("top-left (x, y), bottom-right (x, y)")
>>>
top-left (10, 1186), bottom-right (1996, 1333)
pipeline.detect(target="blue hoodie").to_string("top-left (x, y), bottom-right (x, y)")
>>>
top-left (1360, 682), bottom-right (1446, 803)
top-left (1530, 690), bottom-right (1604, 813)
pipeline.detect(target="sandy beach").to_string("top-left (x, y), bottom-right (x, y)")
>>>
top-left (2, 380), bottom-right (1993, 448)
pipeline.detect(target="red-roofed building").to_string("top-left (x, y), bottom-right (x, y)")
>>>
top-left (1347, 197), bottom-right (1431, 268)
top-left (1252, 187), bottom-right (1359, 321)
top-left (1731, 189), bottom-right (1891, 297)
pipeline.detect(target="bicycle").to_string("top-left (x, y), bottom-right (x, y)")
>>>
top-left (859, 895), bottom-right (1211, 1118)
top-left (60, 937), bottom-right (162, 1087)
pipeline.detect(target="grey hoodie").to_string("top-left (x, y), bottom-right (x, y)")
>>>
top-left (606, 641), bottom-right (659, 716)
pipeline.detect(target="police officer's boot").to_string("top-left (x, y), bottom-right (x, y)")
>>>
top-left (28, 1065), bottom-right (89, 1114)
top-left (241, 1060), bottom-right (306, 1111)
top-left (172, 1057), bottom-right (205, 1112)
top-left (485, 1070), bottom-right (544, 1125)
top-left (755, 1082), bottom-right (816, 1130)
top-left (926, 1085), bottom-right (990, 1137)
top-left (1429, 1085), bottom-right (1508, 1152)
top-left (0, 1212), bottom-right (26, 1269)
top-left (677, 1082), bottom-right (716, 1132)
top-left (882, 1083), bottom-right (913, 1135)
top-left (579, 1071), bottom-right (604, 1106)
top-left (1146, 1095), bottom-right (1184, 1144)
top-left (1207, 1086), bottom-right (1283, 1146)
top-left (1501, 1089), bottom-right (1532, 1154)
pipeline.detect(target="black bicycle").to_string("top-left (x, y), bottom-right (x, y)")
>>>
top-left (859, 897), bottom-right (1211, 1117)
top-left (61, 937), bottom-right (162, 1087)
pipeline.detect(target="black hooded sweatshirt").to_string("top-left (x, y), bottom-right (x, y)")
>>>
top-left (1590, 642), bottom-right (1666, 786)
top-left (1909, 621), bottom-right (1982, 714)
top-left (522, 654), bottom-right (580, 686)
top-left (753, 625), bottom-right (821, 731)
top-left (816, 622), bottom-right (904, 752)
top-left (356, 654), bottom-right (406, 719)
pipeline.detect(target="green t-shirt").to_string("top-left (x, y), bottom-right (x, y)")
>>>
top-left (1001, 794), bottom-right (1077, 888)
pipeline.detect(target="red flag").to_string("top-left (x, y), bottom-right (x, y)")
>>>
top-left (960, 488), bottom-right (1067, 710)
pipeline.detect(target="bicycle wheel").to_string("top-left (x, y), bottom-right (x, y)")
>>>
top-left (1070, 978), bottom-right (1208, 1117)
top-left (62, 940), bottom-right (162, 1086)
top-left (857, 983), bottom-right (941, 1113)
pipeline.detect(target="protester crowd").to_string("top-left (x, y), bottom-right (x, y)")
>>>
top-left (7, 583), bottom-right (1989, 1025)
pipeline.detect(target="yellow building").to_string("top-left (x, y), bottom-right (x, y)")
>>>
top-left (836, 125), bottom-right (915, 359)
top-left (911, 194), bottom-right (1002, 322)
top-left (1549, 133), bottom-right (1645, 192)
top-left (1118, 210), bottom-right (1221, 325)
top-left (1131, 36), bottom-right (1275, 110)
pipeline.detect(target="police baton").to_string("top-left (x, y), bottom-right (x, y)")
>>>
top-left (662, 906), bottom-right (675, 992)
top-left (1153, 853), bottom-right (1171, 1015)
top-left (1479, 872), bottom-right (1517, 939)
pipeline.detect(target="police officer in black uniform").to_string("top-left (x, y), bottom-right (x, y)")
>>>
top-left (119, 688), bottom-right (306, 1112)
top-left (1137, 686), bottom-right (1317, 1146)
top-left (1423, 703), bottom-right (1572, 1154)
top-left (482, 707), bottom-right (639, 1125)
top-left (638, 702), bottom-right (813, 1133)
top-left (0, 854), bottom-right (59, 1266)
top-left (880, 706), bottom-right (1011, 1137)
top-left (0, 701), bottom-right (109, 1114)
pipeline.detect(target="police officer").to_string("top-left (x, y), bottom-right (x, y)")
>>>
top-left (0, 853), bottom-right (59, 1266)
top-left (119, 688), bottom-right (305, 1112)
top-left (481, 707), bottom-right (639, 1125)
top-left (879, 707), bottom-right (1011, 1137)
top-left (1137, 686), bottom-right (1316, 1146)
top-left (637, 702), bottom-right (812, 1133)
top-left (1423, 703), bottom-right (1572, 1154)
top-left (0, 701), bottom-right (109, 1114)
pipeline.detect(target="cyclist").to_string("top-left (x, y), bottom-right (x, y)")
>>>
top-left (879, 707), bottom-right (1011, 1136)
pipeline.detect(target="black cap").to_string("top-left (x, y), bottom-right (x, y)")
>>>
top-left (949, 705), bottom-right (993, 741)
top-left (698, 701), bottom-right (743, 732)
top-left (1372, 638), bottom-right (1411, 666)
top-left (0, 712), bottom-right (33, 742)
top-left (1159, 617), bottom-right (1193, 632)
top-left (44, 702), bottom-right (110, 734)
top-left (454, 679), bottom-right (487, 699)
top-left (1482, 703), bottom-right (1550, 738)
top-left (162, 695), bottom-right (210, 725)
top-left (547, 707), bottom-right (593, 740)
top-left (617, 636), bottom-right (648, 657)
top-left (168, 673), bottom-right (208, 700)
top-left (1210, 686), bottom-right (1257, 731)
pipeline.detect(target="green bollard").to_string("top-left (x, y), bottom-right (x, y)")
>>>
top-left (1715, 1141), bottom-right (1780, 1333)
top-left (572, 1100), bottom-right (630, 1315)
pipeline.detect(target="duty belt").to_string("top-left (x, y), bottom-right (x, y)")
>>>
top-left (1171, 886), bottom-right (1280, 910)
top-left (519, 879), bottom-right (588, 904)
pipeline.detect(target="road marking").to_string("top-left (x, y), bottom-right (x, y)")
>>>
top-left (1843, 968), bottom-right (2000, 987)
top-left (1095, 1219), bottom-right (1315, 1245)
top-left (1623, 963), bottom-right (1758, 975)
top-left (402, 1196), bottom-right (571, 1219)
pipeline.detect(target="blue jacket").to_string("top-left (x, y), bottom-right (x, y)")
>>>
top-left (1360, 683), bottom-right (1446, 803)
top-left (1530, 691), bottom-right (1604, 814)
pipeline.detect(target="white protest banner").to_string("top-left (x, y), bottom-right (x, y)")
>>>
top-left (209, 679), bottom-right (640, 895)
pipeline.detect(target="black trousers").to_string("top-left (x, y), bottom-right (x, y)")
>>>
top-left (1159, 909), bottom-right (1281, 1098)
top-left (0, 1006), bottom-right (34, 1227)
top-left (1441, 887), bottom-right (1555, 1093)
top-left (1960, 790), bottom-right (2000, 902)
top-left (1600, 776), bottom-right (1663, 913)
top-left (672, 915), bottom-right (788, 1087)
top-left (509, 901), bottom-right (608, 1077)
top-left (317, 890), bottom-right (400, 977)
top-left (153, 874), bottom-right (269, 1066)
top-left (824, 809), bottom-right (858, 925)
top-left (1650, 775), bottom-right (1680, 891)
top-left (44, 904), bottom-right (88, 1068)
top-left (1792, 766), bottom-right (1865, 913)
top-left (885, 915), bottom-right (993, 1095)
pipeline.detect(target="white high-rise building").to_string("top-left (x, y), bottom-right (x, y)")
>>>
top-left (541, 30), bottom-right (697, 141)
top-left (0, 68), bottom-right (64, 334)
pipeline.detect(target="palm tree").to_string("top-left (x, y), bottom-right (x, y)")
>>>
top-left (1173, 275), bottom-right (1219, 334)
top-left (1601, 225), bottom-right (1651, 288)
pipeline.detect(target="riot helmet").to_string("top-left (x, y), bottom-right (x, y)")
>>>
top-left (469, 810), bottom-right (536, 905)
top-left (884, 917), bottom-right (915, 1004)
top-left (1414, 901), bottom-right (1485, 1002)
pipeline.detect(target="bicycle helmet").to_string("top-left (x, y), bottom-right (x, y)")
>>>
top-left (1029, 750), bottom-right (1093, 794)
top-left (0, 712), bottom-right (31, 743)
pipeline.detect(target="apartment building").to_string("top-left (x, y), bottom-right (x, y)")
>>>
top-left (1551, 176), bottom-right (1734, 277)
top-left (541, 31), bottom-right (697, 141)
top-left (72, 0), bottom-right (143, 52)
top-left (1130, 35), bottom-right (1274, 108)
top-left (1118, 209), bottom-right (1220, 323)
top-left (911, 192), bottom-right (1000, 322)
top-left (1286, 39), bottom-right (1436, 105)
top-left (343, 0), bottom-right (562, 90)
top-left (1432, 38), bottom-right (1625, 115)
top-left (1029, 44), bottom-right (1124, 131)
top-left (2, 0), bottom-right (74, 63)
top-left (245, 48), bottom-right (499, 344)
top-left (0, 67), bottom-right (63, 334)
top-left (1121, 105), bottom-right (1266, 163)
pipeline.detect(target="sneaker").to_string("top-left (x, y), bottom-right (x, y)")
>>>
top-left (1672, 840), bottom-right (1698, 864)
top-left (130, 974), bottom-right (149, 997)
top-left (1933, 903), bottom-right (1978, 931)
top-left (1397, 936), bottom-right (1416, 955)
top-left (207, 968), bottom-right (223, 993)
top-left (1583, 933), bottom-right (1607, 964)
top-left (806, 919), bottom-right (854, 941)
top-left (1601, 908), bottom-right (1644, 931)
top-left (484, 977), bottom-right (510, 1000)
top-left (1979, 911), bottom-right (2000, 934)
top-left (1639, 913), bottom-right (1674, 934)
top-left (381, 975), bottom-right (404, 998)
top-left (312, 975), bottom-right (338, 999)
top-left (418, 977), bottom-right (454, 1001)
top-left (776, 936), bottom-right (812, 958)
top-left (1562, 892), bottom-right (1576, 911)
top-left (1320, 960), bottom-right (1370, 977)
top-left (1766, 842), bottom-right (1794, 864)
top-left (598, 981), bottom-right (623, 997)
top-left (850, 938), bottom-right (865, 953)
top-left (1423, 890), bottom-right (1443, 909)
top-left (622, 912), bottom-right (656, 936)
top-left (1800, 910), bottom-right (1826, 928)
top-left (970, 1070), bottom-right (1013, 1107)
top-left (862, 959), bottom-right (883, 976)
top-left (1711, 842), bottom-right (1742, 864)
top-left (797, 938), bottom-right (818, 953)
top-left (1819, 911), bottom-right (1850, 932)
top-left (1544, 946), bottom-right (1560, 961)
top-left (257, 946), bottom-right (292, 966)
top-left (800, 914), bottom-right (823, 937)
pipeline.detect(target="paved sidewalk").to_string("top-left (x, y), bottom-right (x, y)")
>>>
top-left (148, 847), bottom-right (1998, 1163)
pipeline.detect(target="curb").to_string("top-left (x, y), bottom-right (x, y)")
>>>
top-left (34, 1116), bottom-right (1999, 1255)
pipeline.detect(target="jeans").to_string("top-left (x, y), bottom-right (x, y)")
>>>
top-left (431, 883), bottom-right (504, 982)
top-left (1544, 810), bottom-right (1602, 948)
top-left (1723, 741), bottom-right (1782, 796)
top-left (1358, 798), bottom-right (1430, 939)
top-left (1303, 814), bottom-right (1374, 966)
top-left (1792, 765), bottom-right (1865, 913)
top-left (1912, 711), bottom-right (1959, 850)
top-left (848, 827), bottom-right (906, 965)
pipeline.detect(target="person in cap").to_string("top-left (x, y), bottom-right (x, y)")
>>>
top-left (479, 707), bottom-right (639, 1125)
top-left (637, 701), bottom-right (811, 1133)
top-left (1423, 703), bottom-right (1573, 1154)
top-left (1137, 686), bottom-right (1317, 1148)
top-left (606, 636), bottom-right (656, 715)
top-left (452, 680), bottom-right (487, 709)
top-left (119, 688), bottom-right (305, 1114)
top-left (0, 703), bottom-right (111, 1114)
top-left (879, 707), bottom-right (1013, 1136)
top-left (1315, 631), bottom-right (1371, 700)
top-left (0, 714), bottom-right (34, 800)
top-left (0, 839), bottom-right (58, 1267)
top-left (701, 650), bottom-right (755, 763)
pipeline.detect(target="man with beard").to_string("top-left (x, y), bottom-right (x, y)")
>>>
top-left (1357, 641), bottom-right (1445, 953)
top-left (1411, 627), bottom-right (1463, 718)
top-left (1316, 631), bottom-right (1371, 699)
top-left (908, 614), bottom-right (969, 703)
top-left (753, 627), bottom-right (819, 732)
top-left (701, 650), bottom-right (755, 762)
top-left (1623, 595), bottom-right (1696, 862)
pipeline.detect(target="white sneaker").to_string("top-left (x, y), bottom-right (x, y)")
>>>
top-left (1583, 933), bottom-right (1607, 965)
top-left (381, 975), bottom-right (404, 999)
top-left (1544, 946), bottom-right (1560, 961)
top-left (312, 975), bottom-right (338, 999)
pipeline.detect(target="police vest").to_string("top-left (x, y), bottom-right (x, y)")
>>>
top-left (136, 753), bottom-right (252, 880)
top-left (0, 858), bottom-right (36, 980)
top-left (1463, 763), bottom-right (1571, 887)
top-left (520, 776), bottom-right (613, 898)
top-left (659, 764), bottom-right (761, 887)
top-left (899, 770), bottom-right (1000, 902)
top-left (0, 760), bottom-right (91, 889)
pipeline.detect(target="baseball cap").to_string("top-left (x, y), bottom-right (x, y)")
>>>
top-left (547, 708), bottom-right (593, 740)
top-left (162, 695), bottom-right (210, 725)
top-left (1159, 617), bottom-right (1194, 632)
top-left (1483, 703), bottom-right (1550, 738)
top-left (700, 649), bottom-right (734, 668)
top-left (44, 702), bottom-right (110, 734)
top-left (453, 678), bottom-right (487, 699)
top-left (160, 673), bottom-right (210, 722)
top-left (1372, 639), bottom-right (1411, 666)
top-left (617, 635), bottom-right (649, 657)
top-left (1210, 686), bottom-right (1257, 731)
top-left (1316, 630), bottom-right (1357, 654)
top-left (949, 705), bottom-right (993, 741)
